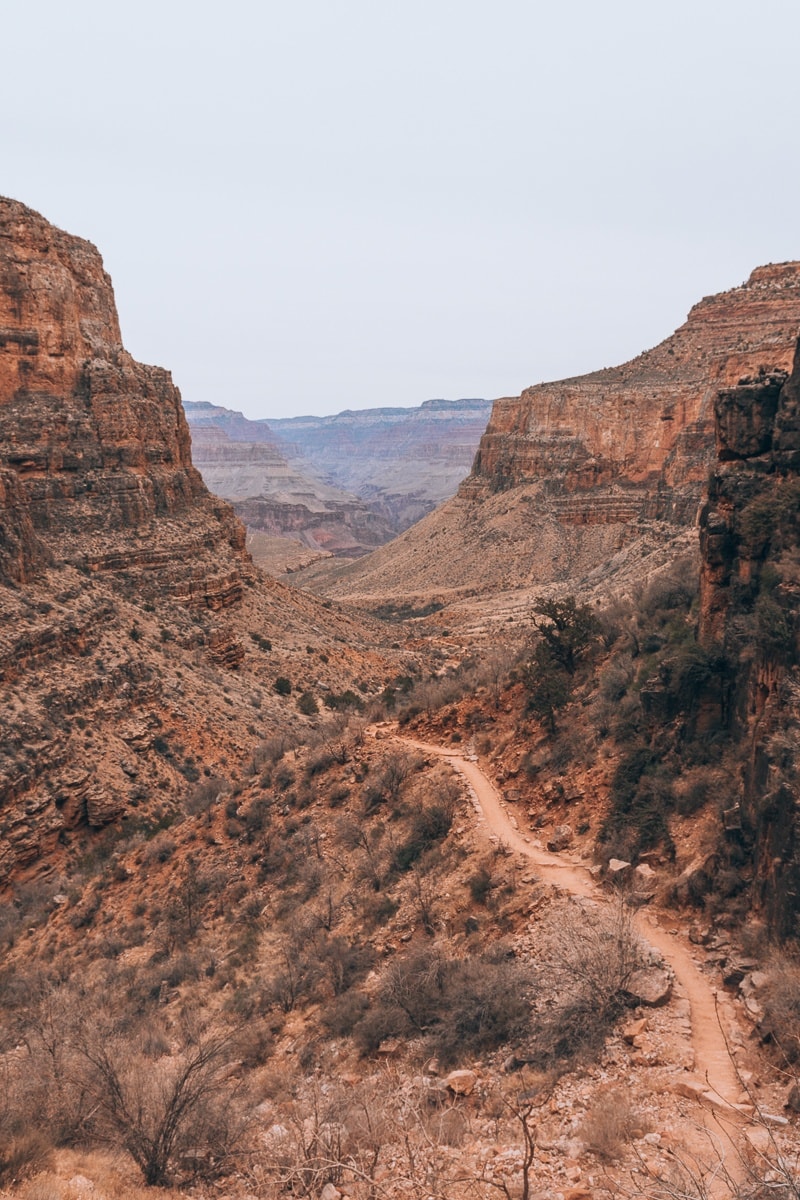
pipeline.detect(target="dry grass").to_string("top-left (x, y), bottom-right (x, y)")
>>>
top-left (20, 1150), bottom-right (183, 1200)
top-left (579, 1087), bottom-right (647, 1162)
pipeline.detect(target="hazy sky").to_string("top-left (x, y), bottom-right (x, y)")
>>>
top-left (4, 1), bottom-right (800, 419)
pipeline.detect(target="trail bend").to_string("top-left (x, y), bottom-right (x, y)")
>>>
top-left (386, 730), bottom-right (746, 1117)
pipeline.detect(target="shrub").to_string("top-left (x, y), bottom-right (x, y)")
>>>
top-left (393, 801), bottom-right (454, 872)
top-left (467, 863), bottom-right (494, 905)
top-left (324, 689), bottom-right (365, 712)
top-left (529, 900), bottom-right (648, 1068)
top-left (580, 1088), bottom-right (643, 1161)
top-left (141, 832), bottom-right (177, 866)
top-left (274, 676), bottom-right (292, 696)
top-left (297, 691), bottom-right (319, 715)
top-left (759, 955), bottom-right (800, 1064)
top-left (431, 956), bottom-right (533, 1065)
top-left (531, 595), bottom-right (600, 674)
top-left (321, 990), bottom-right (371, 1037)
top-left (364, 945), bottom-right (535, 1065)
top-left (0, 1130), bottom-right (53, 1186)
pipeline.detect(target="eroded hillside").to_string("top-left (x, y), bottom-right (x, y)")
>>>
top-left (0, 205), bottom-right (798, 1200)
top-left (294, 264), bottom-right (800, 611)
top-left (0, 198), bottom-right (403, 880)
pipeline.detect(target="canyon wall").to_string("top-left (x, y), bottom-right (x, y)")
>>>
top-left (304, 265), bottom-right (800, 603)
top-left (0, 198), bottom-right (246, 599)
top-left (469, 264), bottom-right (800, 517)
top-left (0, 200), bottom-right (387, 880)
top-left (266, 398), bottom-right (493, 529)
top-left (698, 341), bottom-right (800, 936)
top-left (188, 419), bottom-right (394, 565)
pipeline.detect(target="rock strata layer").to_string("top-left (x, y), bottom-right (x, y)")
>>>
top-left (298, 264), bottom-right (800, 605)
top-left (0, 199), bottom-right (392, 879)
top-left (185, 398), bottom-right (493, 566)
top-left (0, 197), bottom-right (245, 595)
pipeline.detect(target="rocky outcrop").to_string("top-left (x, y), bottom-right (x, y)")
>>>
top-left (300, 265), bottom-right (800, 605)
top-left (698, 341), bottom-right (800, 937)
top-left (0, 197), bottom-right (246, 591)
top-left (0, 199), bottom-right (395, 880)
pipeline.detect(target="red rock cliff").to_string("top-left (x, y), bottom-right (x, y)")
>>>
top-left (0, 197), bottom-right (244, 593)
top-left (469, 264), bottom-right (800, 524)
top-left (697, 341), bottom-right (800, 936)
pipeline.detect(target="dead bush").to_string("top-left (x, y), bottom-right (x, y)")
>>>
top-left (580, 1087), bottom-right (644, 1161)
top-left (0, 1129), bottom-right (53, 1187)
top-left (529, 899), bottom-right (648, 1067)
top-left (357, 944), bottom-right (534, 1064)
top-left (759, 954), bottom-right (800, 1064)
top-left (76, 1018), bottom-right (252, 1185)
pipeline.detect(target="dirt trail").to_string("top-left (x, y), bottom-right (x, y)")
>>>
top-left (390, 731), bottom-right (745, 1115)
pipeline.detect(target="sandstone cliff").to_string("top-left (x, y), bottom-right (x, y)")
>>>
top-left (0, 198), bottom-right (245, 595)
top-left (299, 265), bottom-right (800, 606)
top-left (0, 199), bottom-right (396, 879)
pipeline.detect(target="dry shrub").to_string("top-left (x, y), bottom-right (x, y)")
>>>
top-left (580, 1087), bottom-right (645, 1161)
top-left (0, 1129), bottom-right (53, 1187)
top-left (529, 898), bottom-right (648, 1067)
top-left (760, 954), bottom-right (800, 1064)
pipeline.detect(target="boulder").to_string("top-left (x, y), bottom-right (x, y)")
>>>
top-left (607, 858), bottom-right (632, 879)
top-left (624, 967), bottom-right (673, 1007)
top-left (622, 1017), bottom-right (648, 1044)
top-left (547, 824), bottom-right (572, 852)
top-left (445, 1069), bottom-right (478, 1095)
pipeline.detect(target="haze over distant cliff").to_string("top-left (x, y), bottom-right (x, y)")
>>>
top-left (295, 263), bottom-right (800, 605)
top-left (185, 397), bottom-right (493, 570)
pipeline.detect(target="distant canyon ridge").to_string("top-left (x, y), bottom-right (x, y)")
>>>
top-left (294, 262), bottom-right (800, 612)
top-left (184, 398), bottom-right (493, 573)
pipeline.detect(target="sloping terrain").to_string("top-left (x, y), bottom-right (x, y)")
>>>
top-left (0, 204), bottom-right (798, 1200)
top-left (0, 198), bottom-right (402, 880)
top-left (294, 265), bottom-right (800, 615)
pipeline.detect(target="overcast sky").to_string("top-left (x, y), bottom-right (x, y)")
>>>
top-left (3, 1), bottom-right (799, 419)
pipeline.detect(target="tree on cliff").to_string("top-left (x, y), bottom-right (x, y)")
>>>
top-left (530, 596), bottom-right (600, 675)
top-left (522, 597), bottom-right (599, 733)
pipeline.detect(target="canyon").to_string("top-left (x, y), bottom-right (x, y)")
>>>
top-left (295, 263), bottom-right (800, 615)
top-left (0, 201), bottom-right (798, 1200)
top-left (184, 397), bottom-right (492, 572)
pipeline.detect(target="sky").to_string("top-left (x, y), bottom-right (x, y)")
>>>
top-left (3, 1), bottom-right (800, 419)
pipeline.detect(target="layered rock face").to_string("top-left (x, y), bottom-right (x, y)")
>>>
top-left (0, 200), bottom-right (390, 880)
top-left (301, 265), bottom-right (800, 605)
top-left (0, 198), bottom-right (245, 599)
top-left (697, 343), bottom-right (800, 935)
top-left (188, 419), bottom-right (394, 565)
top-left (266, 399), bottom-right (493, 530)
top-left (470, 264), bottom-right (800, 515)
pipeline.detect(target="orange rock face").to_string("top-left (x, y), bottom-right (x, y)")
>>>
top-left (0, 196), bottom-right (244, 591)
top-left (468, 264), bottom-right (800, 525)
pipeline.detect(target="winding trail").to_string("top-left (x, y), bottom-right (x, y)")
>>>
top-left (385, 731), bottom-right (749, 1125)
